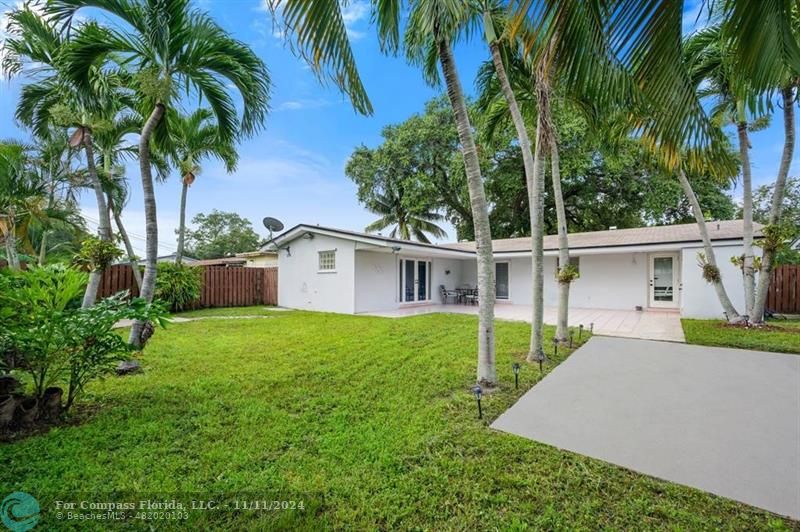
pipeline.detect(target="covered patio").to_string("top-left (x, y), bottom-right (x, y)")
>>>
top-left (360, 304), bottom-right (686, 342)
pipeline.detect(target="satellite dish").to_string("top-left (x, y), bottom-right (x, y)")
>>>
top-left (263, 216), bottom-right (285, 243)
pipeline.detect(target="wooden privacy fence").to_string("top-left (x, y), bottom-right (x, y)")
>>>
top-left (767, 265), bottom-right (799, 314)
top-left (96, 264), bottom-right (278, 307)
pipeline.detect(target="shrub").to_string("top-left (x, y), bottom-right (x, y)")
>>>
top-left (154, 262), bottom-right (203, 312)
top-left (0, 265), bottom-right (167, 415)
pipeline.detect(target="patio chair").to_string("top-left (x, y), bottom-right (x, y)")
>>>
top-left (463, 288), bottom-right (478, 306)
top-left (439, 285), bottom-right (458, 304)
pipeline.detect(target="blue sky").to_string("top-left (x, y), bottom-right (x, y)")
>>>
top-left (0, 0), bottom-right (796, 256)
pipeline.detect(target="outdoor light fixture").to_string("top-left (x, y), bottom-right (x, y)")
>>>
top-left (552, 337), bottom-right (559, 357)
top-left (533, 347), bottom-right (548, 374)
top-left (578, 324), bottom-right (584, 341)
top-left (590, 322), bottom-right (594, 333)
top-left (283, 246), bottom-right (291, 257)
top-left (569, 329), bottom-right (574, 349)
top-left (512, 363), bottom-right (520, 389)
top-left (471, 385), bottom-right (483, 419)
top-left (302, 233), bottom-right (315, 240)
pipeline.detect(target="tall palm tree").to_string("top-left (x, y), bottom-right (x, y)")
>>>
top-left (479, 3), bottom-right (552, 351)
top-left (49, 0), bottom-right (271, 348)
top-left (2, 6), bottom-right (116, 306)
top-left (166, 108), bottom-right (238, 264)
top-left (405, 0), bottom-right (496, 384)
top-left (684, 24), bottom-right (768, 318)
top-left (363, 186), bottom-right (448, 243)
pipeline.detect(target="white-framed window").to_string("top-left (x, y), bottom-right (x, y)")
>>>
top-left (318, 250), bottom-right (336, 272)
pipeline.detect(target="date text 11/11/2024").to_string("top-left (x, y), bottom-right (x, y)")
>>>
top-left (53, 499), bottom-right (306, 512)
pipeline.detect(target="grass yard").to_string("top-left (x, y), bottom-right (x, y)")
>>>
top-left (682, 318), bottom-right (800, 354)
top-left (2, 310), bottom-right (793, 530)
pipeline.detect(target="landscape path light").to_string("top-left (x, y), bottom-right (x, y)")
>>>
top-left (512, 363), bottom-right (520, 389)
top-left (471, 385), bottom-right (483, 419)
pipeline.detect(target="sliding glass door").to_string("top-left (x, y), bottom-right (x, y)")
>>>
top-left (399, 259), bottom-right (431, 303)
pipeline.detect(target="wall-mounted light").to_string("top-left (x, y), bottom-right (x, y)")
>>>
top-left (302, 233), bottom-right (315, 240)
top-left (391, 246), bottom-right (401, 254)
top-left (283, 246), bottom-right (291, 257)
top-left (445, 269), bottom-right (451, 275)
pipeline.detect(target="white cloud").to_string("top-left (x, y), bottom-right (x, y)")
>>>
top-left (276, 98), bottom-right (330, 111)
top-left (341, 0), bottom-right (370, 40)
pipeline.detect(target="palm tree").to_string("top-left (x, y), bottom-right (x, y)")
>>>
top-left (49, 0), bottom-right (271, 347)
top-left (166, 108), bottom-right (238, 264)
top-left (684, 24), bottom-right (769, 318)
top-left (2, 6), bottom-right (115, 306)
top-left (751, 85), bottom-right (796, 323)
top-left (405, 0), bottom-right (496, 384)
top-left (0, 142), bottom-right (47, 269)
top-left (363, 186), bottom-right (448, 243)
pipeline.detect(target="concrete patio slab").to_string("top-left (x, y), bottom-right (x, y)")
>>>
top-left (491, 336), bottom-right (800, 520)
top-left (362, 304), bottom-right (686, 342)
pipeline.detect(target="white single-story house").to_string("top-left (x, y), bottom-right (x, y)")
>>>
top-left (271, 220), bottom-right (758, 319)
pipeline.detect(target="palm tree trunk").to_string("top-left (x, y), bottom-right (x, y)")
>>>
top-left (487, 41), bottom-right (545, 359)
top-left (438, 38), bottom-right (496, 385)
top-left (752, 86), bottom-right (796, 323)
top-left (38, 231), bottom-right (48, 266)
top-left (129, 103), bottom-right (166, 349)
top-left (678, 170), bottom-right (741, 320)
top-left (528, 113), bottom-right (546, 361)
top-left (550, 141), bottom-right (571, 341)
top-left (737, 122), bottom-right (756, 317)
top-left (4, 222), bottom-right (20, 269)
top-left (82, 131), bottom-right (113, 309)
top-left (176, 179), bottom-right (189, 265)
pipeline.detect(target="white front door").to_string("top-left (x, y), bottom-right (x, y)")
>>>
top-left (399, 259), bottom-right (431, 303)
top-left (649, 253), bottom-right (679, 308)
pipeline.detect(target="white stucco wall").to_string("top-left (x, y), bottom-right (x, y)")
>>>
top-left (277, 234), bottom-right (355, 313)
top-left (431, 258), bottom-right (465, 303)
top-left (354, 250), bottom-right (397, 313)
top-left (680, 244), bottom-right (750, 319)
top-left (569, 253), bottom-right (650, 310)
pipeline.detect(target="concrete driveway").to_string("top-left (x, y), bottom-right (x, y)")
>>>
top-left (491, 336), bottom-right (800, 519)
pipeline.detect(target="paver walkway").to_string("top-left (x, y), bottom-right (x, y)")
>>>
top-left (491, 336), bottom-right (800, 519)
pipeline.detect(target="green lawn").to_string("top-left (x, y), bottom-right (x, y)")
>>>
top-left (682, 318), bottom-right (800, 354)
top-left (2, 310), bottom-right (792, 530)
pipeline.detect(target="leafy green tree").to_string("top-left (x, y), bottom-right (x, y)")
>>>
top-left (184, 210), bottom-right (262, 260)
top-left (49, 0), bottom-right (271, 348)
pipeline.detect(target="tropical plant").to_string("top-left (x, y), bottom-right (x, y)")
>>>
top-left (48, 0), bottom-right (271, 348)
top-left (683, 24), bottom-right (769, 318)
top-left (0, 141), bottom-right (48, 269)
top-left (166, 108), bottom-right (238, 264)
top-left (1, 6), bottom-right (125, 307)
top-left (404, 0), bottom-right (497, 384)
top-left (362, 186), bottom-right (447, 243)
top-left (0, 265), bottom-right (166, 414)
top-left (154, 262), bottom-right (203, 312)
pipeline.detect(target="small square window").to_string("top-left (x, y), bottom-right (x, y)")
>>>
top-left (318, 250), bottom-right (336, 271)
